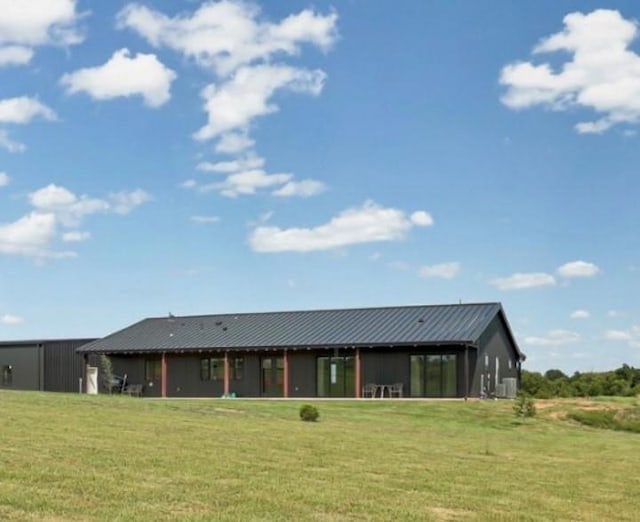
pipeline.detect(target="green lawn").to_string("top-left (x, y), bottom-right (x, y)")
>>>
top-left (0, 392), bottom-right (638, 521)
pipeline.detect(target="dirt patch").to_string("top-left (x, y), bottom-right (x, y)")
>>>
top-left (429, 507), bottom-right (472, 521)
top-left (213, 407), bottom-right (244, 414)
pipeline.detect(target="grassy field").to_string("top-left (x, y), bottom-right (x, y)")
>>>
top-left (0, 392), bottom-right (638, 521)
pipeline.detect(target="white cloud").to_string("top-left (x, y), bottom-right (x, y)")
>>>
top-left (108, 189), bottom-right (152, 214)
top-left (500, 9), bottom-right (640, 134)
top-left (29, 184), bottom-right (150, 225)
top-left (272, 179), bottom-right (326, 198)
top-left (191, 215), bottom-right (220, 224)
top-left (0, 314), bottom-right (23, 325)
top-left (0, 211), bottom-right (58, 257)
top-left (0, 45), bottom-right (33, 66)
top-left (605, 329), bottom-right (633, 341)
top-left (249, 200), bottom-right (431, 253)
top-left (2, 184), bottom-right (150, 259)
top-left (215, 132), bottom-right (255, 154)
top-left (0, 172), bottom-right (9, 187)
top-left (212, 169), bottom-right (292, 198)
top-left (0, 129), bottom-right (25, 153)
top-left (62, 231), bottom-right (90, 242)
top-left (0, 96), bottom-right (56, 124)
top-left (61, 49), bottom-right (176, 107)
top-left (490, 272), bottom-right (557, 291)
top-left (570, 309), bottom-right (590, 319)
top-left (557, 260), bottom-right (600, 278)
top-left (194, 64), bottom-right (326, 141)
top-left (117, 1), bottom-right (337, 76)
top-left (0, 0), bottom-right (83, 65)
top-left (410, 210), bottom-right (434, 227)
top-left (522, 329), bottom-right (581, 346)
top-left (418, 262), bottom-right (461, 279)
top-left (197, 155), bottom-right (265, 173)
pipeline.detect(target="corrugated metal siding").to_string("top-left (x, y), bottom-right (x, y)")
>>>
top-left (44, 339), bottom-right (96, 392)
top-left (78, 303), bottom-right (518, 355)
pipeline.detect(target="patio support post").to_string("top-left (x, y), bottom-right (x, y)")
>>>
top-left (355, 347), bottom-right (362, 398)
top-left (161, 352), bottom-right (167, 398)
top-left (464, 345), bottom-right (469, 401)
top-left (283, 349), bottom-right (289, 398)
top-left (223, 351), bottom-right (230, 396)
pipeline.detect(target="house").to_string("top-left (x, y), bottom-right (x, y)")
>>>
top-left (76, 303), bottom-right (524, 399)
top-left (0, 339), bottom-right (96, 393)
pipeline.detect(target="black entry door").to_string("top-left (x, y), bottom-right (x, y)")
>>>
top-left (261, 356), bottom-right (284, 397)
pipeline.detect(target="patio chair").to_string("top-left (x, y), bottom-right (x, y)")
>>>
top-left (389, 382), bottom-right (403, 398)
top-left (362, 382), bottom-right (377, 398)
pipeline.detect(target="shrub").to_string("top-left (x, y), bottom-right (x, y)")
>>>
top-left (299, 404), bottom-right (319, 422)
top-left (513, 393), bottom-right (536, 418)
top-left (100, 355), bottom-right (114, 394)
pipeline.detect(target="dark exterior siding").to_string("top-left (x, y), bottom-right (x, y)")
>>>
top-left (474, 314), bottom-right (520, 396)
top-left (289, 351), bottom-right (316, 397)
top-left (0, 344), bottom-right (43, 390)
top-left (43, 339), bottom-right (94, 393)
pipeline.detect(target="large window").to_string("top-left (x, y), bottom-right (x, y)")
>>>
top-left (410, 354), bottom-right (457, 397)
top-left (1, 365), bottom-right (12, 387)
top-left (200, 358), bottom-right (225, 381)
top-left (145, 359), bottom-right (161, 381)
top-left (261, 357), bottom-right (284, 396)
top-left (317, 356), bottom-right (355, 397)
top-left (200, 357), bottom-right (243, 381)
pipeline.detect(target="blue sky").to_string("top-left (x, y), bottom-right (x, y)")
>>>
top-left (0, 1), bottom-right (638, 373)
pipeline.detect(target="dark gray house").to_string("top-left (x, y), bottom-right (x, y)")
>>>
top-left (0, 339), bottom-right (96, 392)
top-left (77, 303), bottom-right (524, 399)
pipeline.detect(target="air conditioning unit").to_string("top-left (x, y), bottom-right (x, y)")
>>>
top-left (495, 383), bottom-right (507, 398)
top-left (503, 377), bottom-right (518, 399)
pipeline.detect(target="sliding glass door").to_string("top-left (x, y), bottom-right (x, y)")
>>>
top-left (317, 356), bottom-right (355, 397)
top-left (261, 356), bottom-right (284, 397)
top-left (410, 354), bottom-right (457, 397)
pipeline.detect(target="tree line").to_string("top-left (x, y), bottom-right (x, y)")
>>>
top-left (521, 364), bottom-right (640, 398)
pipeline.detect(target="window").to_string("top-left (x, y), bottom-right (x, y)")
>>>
top-left (200, 357), bottom-right (224, 381)
top-left (231, 357), bottom-right (244, 380)
top-left (508, 359), bottom-right (512, 370)
top-left (2, 365), bottom-right (12, 387)
top-left (145, 359), bottom-right (161, 381)
top-left (410, 354), bottom-right (457, 398)
top-left (484, 354), bottom-right (489, 368)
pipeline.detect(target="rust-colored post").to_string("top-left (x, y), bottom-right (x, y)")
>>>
top-left (283, 349), bottom-right (289, 398)
top-left (223, 351), bottom-right (230, 396)
top-left (161, 352), bottom-right (167, 398)
top-left (355, 347), bottom-right (362, 398)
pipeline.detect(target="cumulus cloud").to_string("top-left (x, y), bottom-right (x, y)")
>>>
top-left (500, 9), bottom-right (640, 134)
top-left (418, 262), bottom-right (461, 279)
top-left (1, 184), bottom-right (150, 259)
top-left (210, 170), bottom-right (292, 198)
top-left (0, 45), bottom-right (33, 67)
top-left (0, 211), bottom-right (58, 257)
top-left (410, 211), bottom-right (434, 227)
top-left (61, 49), bottom-right (176, 107)
top-left (117, 1), bottom-right (337, 76)
top-left (272, 179), bottom-right (326, 198)
top-left (557, 260), bottom-right (600, 278)
top-left (570, 309), bottom-right (590, 319)
top-left (0, 0), bottom-right (83, 65)
top-left (0, 96), bottom-right (56, 124)
top-left (197, 155), bottom-right (265, 173)
top-left (522, 329), bottom-right (581, 346)
top-left (0, 172), bottom-right (9, 187)
top-left (194, 64), bottom-right (326, 141)
top-left (215, 132), bottom-right (255, 154)
top-left (605, 329), bottom-right (633, 341)
top-left (0, 130), bottom-right (25, 153)
top-left (62, 231), bottom-right (90, 242)
top-left (0, 314), bottom-right (24, 325)
top-left (249, 200), bottom-right (432, 253)
top-left (490, 272), bottom-right (557, 291)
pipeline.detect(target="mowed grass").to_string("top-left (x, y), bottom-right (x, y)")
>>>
top-left (1, 392), bottom-right (639, 521)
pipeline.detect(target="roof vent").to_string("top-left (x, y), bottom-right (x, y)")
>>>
top-left (215, 321), bottom-right (223, 326)
top-left (417, 318), bottom-right (425, 324)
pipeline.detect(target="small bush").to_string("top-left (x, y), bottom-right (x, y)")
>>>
top-left (513, 393), bottom-right (536, 418)
top-left (299, 404), bottom-right (319, 422)
top-left (569, 407), bottom-right (640, 433)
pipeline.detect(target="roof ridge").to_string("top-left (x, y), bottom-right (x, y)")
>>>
top-left (145, 302), bottom-right (502, 321)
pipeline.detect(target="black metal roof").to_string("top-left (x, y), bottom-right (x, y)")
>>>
top-left (77, 303), bottom-right (523, 359)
